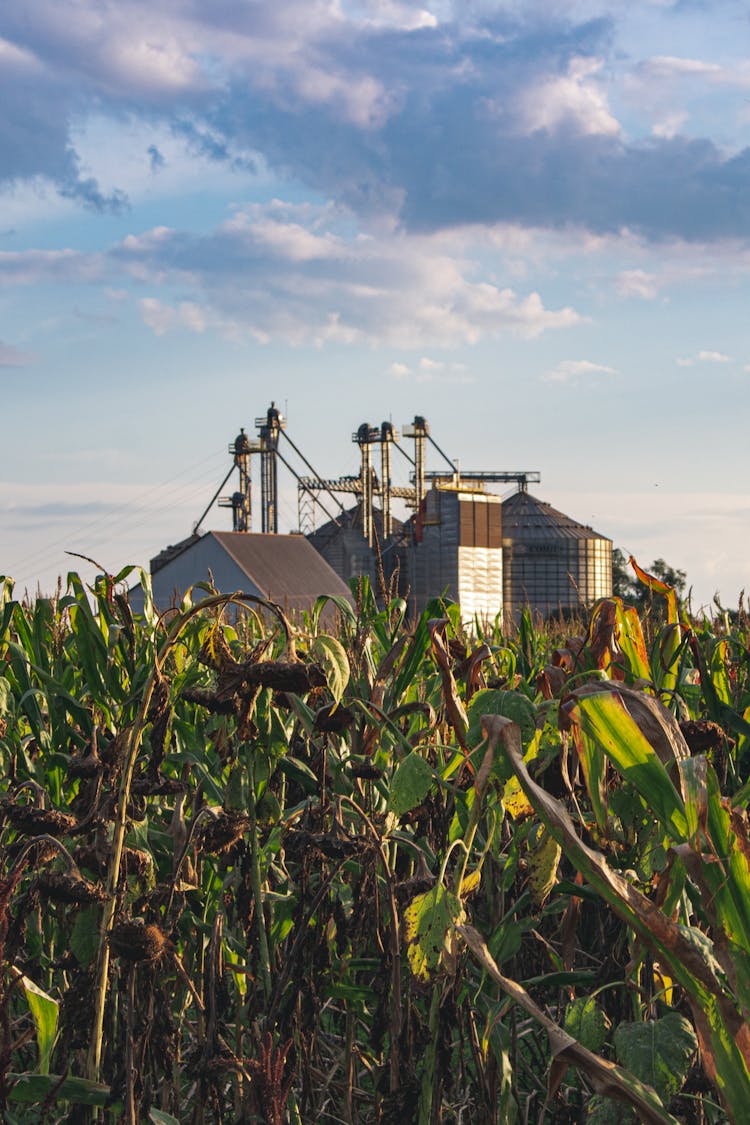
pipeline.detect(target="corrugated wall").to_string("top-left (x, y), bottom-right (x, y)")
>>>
top-left (411, 489), bottom-right (503, 625)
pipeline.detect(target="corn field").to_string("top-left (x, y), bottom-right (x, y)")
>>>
top-left (0, 562), bottom-right (749, 1123)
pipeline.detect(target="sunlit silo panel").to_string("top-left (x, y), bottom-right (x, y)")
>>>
top-left (411, 487), bottom-right (503, 625)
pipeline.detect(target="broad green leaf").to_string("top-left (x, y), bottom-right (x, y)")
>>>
top-left (388, 751), bottom-right (434, 816)
top-left (20, 977), bottom-right (59, 1075)
top-left (586, 1096), bottom-right (635, 1124)
top-left (564, 997), bottom-right (608, 1054)
top-left (149, 1110), bottom-right (181, 1124)
top-left (70, 906), bottom-right (102, 967)
top-left (614, 1013), bottom-right (697, 1101)
top-left (8, 1073), bottom-right (115, 1108)
top-left (467, 689), bottom-right (536, 751)
top-left (0, 676), bottom-right (11, 714)
top-left (404, 885), bottom-right (465, 981)
top-left (311, 635), bottom-right (350, 704)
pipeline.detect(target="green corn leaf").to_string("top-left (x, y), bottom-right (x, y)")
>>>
top-left (19, 977), bottom-right (59, 1075)
top-left (311, 635), bottom-right (350, 705)
top-left (709, 640), bottom-right (732, 707)
top-left (566, 690), bottom-right (688, 842)
top-left (483, 715), bottom-right (750, 1120)
top-left (614, 601), bottom-right (650, 681)
top-left (8, 1073), bottom-right (115, 1108)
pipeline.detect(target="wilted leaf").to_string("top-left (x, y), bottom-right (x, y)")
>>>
top-left (459, 869), bottom-right (481, 898)
top-left (526, 824), bottom-right (562, 908)
top-left (404, 885), bottom-right (465, 981)
top-left (503, 774), bottom-right (534, 820)
top-left (629, 557), bottom-right (680, 626)
top-left (428, 619), bottom-right (469, 748)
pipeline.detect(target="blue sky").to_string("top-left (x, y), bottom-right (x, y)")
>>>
top-left (2, 0), bottom-right (749, 612)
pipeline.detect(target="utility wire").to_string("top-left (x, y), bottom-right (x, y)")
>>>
top-left (6, 449), bottom-right (227, 576)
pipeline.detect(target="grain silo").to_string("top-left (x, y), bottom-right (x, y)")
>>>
top-left (410, 485), bottom-right (504, 625)
top-left (502, 490), bottom-right (612, 621)
top-left (306, 503), bottom-right (408, 597)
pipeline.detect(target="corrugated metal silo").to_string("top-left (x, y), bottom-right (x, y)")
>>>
top-left (307, 503), bottom-right (407, 596)
top-left (411, 486), bottom-right (503, 625)
top-left (502, 491), bottom-right (612, 621)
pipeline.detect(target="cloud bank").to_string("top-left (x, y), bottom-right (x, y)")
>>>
top-left (0, 2), bottom-right (749, 241)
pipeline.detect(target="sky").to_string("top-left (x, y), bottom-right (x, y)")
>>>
top-left (2, 0), bottom-right (750, 613)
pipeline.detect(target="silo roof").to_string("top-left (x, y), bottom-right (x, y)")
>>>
top-left (308, 503), bottom-right (405, 551)
top-left (502, 491), bottom-right (610, 542)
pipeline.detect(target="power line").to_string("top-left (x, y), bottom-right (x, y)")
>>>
top-left (6, 448), bottom-right (228, 576)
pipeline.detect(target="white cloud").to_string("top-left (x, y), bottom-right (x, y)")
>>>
top-left (652, 111), bottom-right (688, 139)
top-left (644, 56), bottom-right (723, 80)
top-left (388, 361), bottom-right (412, 377)
top-left (387, 355), bottom-right (472, 383)
top-left (698, 349), bottom-right (731, 362)
top-left (677, 349), bottom-right (732, 366)
top-left (542, 359), bottom-right (616, 383)
top-left (0, 247), bottom-right (104, 285)
top-left (519, 57), bottom-right (620, 137)
top-left (4, 201), bottom-right (580, 348)
top-left (616, 269), bottom-right (661, 299)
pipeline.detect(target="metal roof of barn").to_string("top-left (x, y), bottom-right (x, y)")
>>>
top-left (502, 491), bottom-right (610, 543)
top-left (209, 531), bottom-right (353, 609)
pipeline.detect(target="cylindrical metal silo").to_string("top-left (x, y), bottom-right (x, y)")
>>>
top-left (502, 491), bottom-right (611, 621)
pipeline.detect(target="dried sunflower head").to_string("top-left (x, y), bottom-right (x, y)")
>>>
top-left (35, 872), bottom-right (108, 906)
top-left (2, 804), bottom-right (77, 837)
top-left (109, 918), bottom-right (169, 962)
top-left (197, 809), bottom-right (250, 856)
